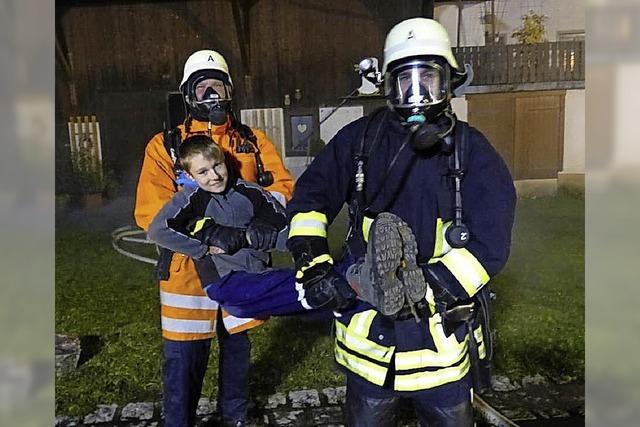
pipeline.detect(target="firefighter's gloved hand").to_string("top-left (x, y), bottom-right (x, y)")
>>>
top-left (301, 262), bottom-right (357, 311)
top-left (199, 224), bottom-right (247, 255)
top-left (246, 218), bottom-right (279, 251)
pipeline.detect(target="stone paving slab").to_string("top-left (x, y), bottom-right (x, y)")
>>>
top-left (288, 389), bottom-right (321, 408)
top-left (83, 404), bottom-right (117, 424)
top-left (121, 402), bottom-right (154, 421)
top-left (321, 386), bottom-right (346, 405)
top-left (55, 377), bottom-right (585, 426)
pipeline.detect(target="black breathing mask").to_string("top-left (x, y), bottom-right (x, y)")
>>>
top-left (406, 108), bottom-right (457, 153)
top-left (202, 87), bottom-right (228, 126)
top-left (183, 70), bottom-right (232, 124)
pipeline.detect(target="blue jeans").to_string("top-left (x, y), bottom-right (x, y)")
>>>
top-left (345, 374), bottom-right (473, 427)
top-left (162, 319), bottom-right (251, 426)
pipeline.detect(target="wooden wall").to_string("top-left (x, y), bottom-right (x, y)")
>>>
top-left (467, 91), bottom-right (566, 180)
top-left (56, 0), bottom-right (426, 183)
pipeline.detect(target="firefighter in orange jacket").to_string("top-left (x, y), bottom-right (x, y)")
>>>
top-left (135, 49), bottom-right (293, 427)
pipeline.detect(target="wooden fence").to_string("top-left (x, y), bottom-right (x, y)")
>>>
top-left (67, 115), bottom-right (104, 193)
top-left (454, 41), bottom-right (585, 86)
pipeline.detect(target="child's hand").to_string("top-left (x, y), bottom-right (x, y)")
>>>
top-left (208, 246), bottom-right (225, 255)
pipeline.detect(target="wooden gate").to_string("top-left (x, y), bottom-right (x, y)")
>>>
top-left (467, 91), bottom-right (565, 180)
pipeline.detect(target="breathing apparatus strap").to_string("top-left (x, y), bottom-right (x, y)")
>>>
top-left (163, 124), bottom-right (185, 191)
top-left (346, 108), bottom-right (387, 255)
top-left (163, 92), bottom-right (189, 189)
top-left (450, 121), bottom-right (467, 227)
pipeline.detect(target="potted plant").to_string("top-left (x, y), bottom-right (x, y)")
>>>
top-left (70, 140), bottom-right (105, 208)
top-left (512, 11), bottom-right (548, 45)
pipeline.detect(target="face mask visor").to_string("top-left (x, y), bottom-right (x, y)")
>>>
top-left (385, 59), bottom-right (449, 110)
top-left (185, 72), bottom-right (233, 122)
top-left (191, 75), bottom-right (231, 107)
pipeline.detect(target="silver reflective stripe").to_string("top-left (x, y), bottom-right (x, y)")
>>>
top-left (291, 218), bottom-right (325, 229)
top-left (160, 291), bottom-right (219, 310)
top-left (161, 317), bottom-right (213, 334)
top-left (295, 281), bottom-right (312, 310)
top-left (222, 315), bottom-right (256, 331)
top-left (288, 211), bottom-right (328, 237)
top-left (269, 191), bottom-right (286, 207)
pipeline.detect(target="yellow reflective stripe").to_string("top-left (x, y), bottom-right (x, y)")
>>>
top-left (431, 313), bottom-right (467, 353)
top-left (349, 310), bottom-right (377, 336)
top-left (395, 314), bottom-right (467, 370)
top-left (433, 218), bottom-right (443, 257)
top-left (295, 254), bottom-right (334, 279)
top-left (362, 216), bottom-right (374, 243)
top-left (433, 218), bottom-right (453, 258)
top-left (440, 248), bottom-right (490, 297)
top-left (394, 355), bottom-right (471, 391)
top-left (335, 344), bottom-right (388, 386)
top-left (395, 345), bottom-right (466, 370)
top-left (190, 217), bottom-right (212, 235)
top-left (335, 322), bottom-right (395, 364)
top-left (424, 285), bottom-right (436, 312)
top-left (292, 211), bottom-right (327, 222)
top-left (474, 326), bottom-right (486, 359)
top-left (289, 211), bottom-right (328, 237)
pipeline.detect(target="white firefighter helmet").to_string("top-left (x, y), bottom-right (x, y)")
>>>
top-left (382, 18), bottom-right (459, 74)
top-left (179, 49), bottom-right (233, 91)
top-left (180, 49), bottom-right (234, 123)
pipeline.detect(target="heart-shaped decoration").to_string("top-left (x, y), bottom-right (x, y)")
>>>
top-left (297, 123), bottom-right (308, 134)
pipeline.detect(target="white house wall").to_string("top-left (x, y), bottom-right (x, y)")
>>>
top-left (612, 64), bottom-right (640, 169)
top-left (435, 0), bottom-right (585, 47)
top-left (563, 89), bottom-right (585, 174)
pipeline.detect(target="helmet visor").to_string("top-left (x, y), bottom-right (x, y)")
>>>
top-left (385, 60), bottom-right (448, 109)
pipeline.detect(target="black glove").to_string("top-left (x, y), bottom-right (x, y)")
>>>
top-left (246, 218), bottom-right (280, 251)
top-left (198, 223), bottom-right (247, 255)
top-left (301, 262), bottom-right (357, 311)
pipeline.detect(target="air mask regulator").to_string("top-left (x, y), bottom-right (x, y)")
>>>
top-left (201, 87), bottom-right (228, 126)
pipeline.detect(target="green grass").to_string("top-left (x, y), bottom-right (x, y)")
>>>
top-left (56, 192), bottom-right (584, 415)
top-left (491, 190), bottom-right (584, 379)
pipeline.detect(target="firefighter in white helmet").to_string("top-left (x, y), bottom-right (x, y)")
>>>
top-left (135, 49), bottom-right (293, 427)
top-left (179, 49), bottom-right (234, 125)
top-left (285, 18), bottom-right (516, 425)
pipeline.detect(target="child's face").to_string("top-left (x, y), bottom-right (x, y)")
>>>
top-left (187, 153), bottom-right (228, 193)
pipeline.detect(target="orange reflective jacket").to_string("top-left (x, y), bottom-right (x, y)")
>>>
top-left (135, 119), bottom-right (294, 340)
